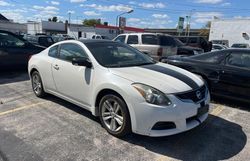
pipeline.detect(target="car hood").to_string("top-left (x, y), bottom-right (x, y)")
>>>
top-left (109, 63), bottom-right (204, 94)
top-left (178, 45), bottom-right (203, 51)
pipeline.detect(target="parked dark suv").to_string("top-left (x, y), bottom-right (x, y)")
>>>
top-left (26, 35), bottom-right (54, 47)
top-left (176, 36), bottom-right (210, 52)
top-left (0, 30), bottom-right (45, 69)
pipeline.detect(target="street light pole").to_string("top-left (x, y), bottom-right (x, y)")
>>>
top-left (115, 9), bottom-right (133, 34)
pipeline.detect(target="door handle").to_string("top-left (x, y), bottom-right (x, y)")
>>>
top-left (53, 64), bottom-right (59, 70)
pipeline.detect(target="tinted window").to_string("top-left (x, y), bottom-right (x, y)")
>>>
top-left (159, 36), bottom-right (176, 46)
top-left (85, 42), bottom-right (155, 67)
top-left (190, 51), bottom-right (225, 63)
top-left (48, 45), bottom-right (58, 58)
top-left (59, 43), bottom-right (88, 61)
top-left (178, 37), bottom-right (187, 43)
top-left (127, 35), bottom-right (138, 44)
top-left (188, 37), bottom-right (197, 43)
top-left (213, 45), bottom-right (222, 50)
top-left (0, 32), bottom-right (25, 47)
top-left (142, 35), bottom-right (158, 45)
top-left (226, 53), bottom-right (250, 68)
top-left (114, 35), bottom-right (126, 43)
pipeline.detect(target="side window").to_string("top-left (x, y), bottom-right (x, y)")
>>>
top-left (114, 35), bottom-right (126, 43)
top-left (142, 35), bottom-right (158, 45)
top-left (159, 36), bottom-right (176, 46)
top-left (226, 53), bottom-right (250, 68)
top-left (179, 37), bottom-right (187, 43)
top-left (48, 45), bottom-right (58, 58)
top-left (127, 35), bottom-right (138, 44)
top-left (59, 43), bottom-right (88, 62)
top-left (0, 32), bottom-right (25, 47)
top-left (188, 37), bottom-right (197, 44)
top-left (92, 35), bottom-right (95, 39)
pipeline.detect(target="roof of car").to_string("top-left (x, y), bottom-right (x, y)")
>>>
top-left (221, 48), bottom-right (250, 52)
top-left (78, 39), bottom-right (113, 44)
top-left (117, 32), bottom-right (171, 36)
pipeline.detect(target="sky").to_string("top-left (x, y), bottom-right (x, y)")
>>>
top-left (0, 0), bottom-right (250, 29)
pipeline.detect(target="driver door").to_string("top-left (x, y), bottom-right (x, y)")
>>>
top-left (52, 43), bottom-right (93, 106)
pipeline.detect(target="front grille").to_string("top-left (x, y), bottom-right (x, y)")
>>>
top-left (176, 86), bottom-right (207, 103)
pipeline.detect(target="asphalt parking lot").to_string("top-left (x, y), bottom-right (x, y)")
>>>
top-left (0, 70), bottom-right (249, 161)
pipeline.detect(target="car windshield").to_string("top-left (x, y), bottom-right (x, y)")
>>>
top-left (85, 42), bottom-right (156, 68)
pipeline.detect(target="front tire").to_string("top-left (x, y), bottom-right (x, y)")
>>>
top-left (99, 94), bottom-right (131, 137)
top-left (31, 71), bottom-right (46, 98)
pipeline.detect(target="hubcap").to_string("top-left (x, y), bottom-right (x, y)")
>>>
top-left (32, 74), bottom-right (42, 95)
top-left (101, 99), bottom-right (124, 132)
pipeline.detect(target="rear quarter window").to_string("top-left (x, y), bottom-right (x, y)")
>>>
top-left (142, 35), bottom-right (158, 45)
top-left (48, 45), bottom-right (58, 58)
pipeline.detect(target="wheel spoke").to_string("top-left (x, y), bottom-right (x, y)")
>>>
top-left (114, 102), bottom-right (120, 113)
top-left (110, 118), bottom-right (117, 131)
top-left (104, 101), bottom-right (113, 112)
top-left (114, 117), bottom-right (123, 126)
top-left (103, 116), bottom-right (112, 121)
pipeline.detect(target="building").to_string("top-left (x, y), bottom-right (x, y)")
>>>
top-left (68, 24), bottom-right (144, 39)
top-left (0, 14), bottom-right (26, 34)
top-left (144, 28), bottom-right (206, 37)
top-left (210, 19), bottom-right (250, 46)
top-left (27, 21), bottom-right (66, 35)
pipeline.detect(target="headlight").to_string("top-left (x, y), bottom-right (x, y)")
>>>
top-left (132, 83), bottom-right (171, 106)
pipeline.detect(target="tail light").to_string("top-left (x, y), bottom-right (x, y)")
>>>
top-left (157, 47), bottom-right (163, 56)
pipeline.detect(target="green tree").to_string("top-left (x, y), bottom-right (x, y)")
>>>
top-left (48, 17), bottom-right (58, 22)
top-left (82, 19), bottom-right (102, 26)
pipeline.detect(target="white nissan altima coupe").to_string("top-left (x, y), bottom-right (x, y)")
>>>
top-left (28, 40), bottom-right (210, 137)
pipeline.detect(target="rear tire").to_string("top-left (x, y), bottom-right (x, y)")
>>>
top-left (31, 71), bottom-right (46, 98)
top-left (99, 94), bottom-right (131, 137)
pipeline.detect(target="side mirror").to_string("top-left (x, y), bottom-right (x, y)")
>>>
top-left (72, 57), bottom-right (92, 68)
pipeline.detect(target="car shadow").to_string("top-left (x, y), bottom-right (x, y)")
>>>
top-left (212, 95), bottom-right (250, 112)
top-left (42, 95), bottom-right (100, 123)
top-left (42, 95), bottom-right (247, 161)
top-left (0, 69), bottom-right (29, 85)
top-left (122, 115), bottom-right (247, 161)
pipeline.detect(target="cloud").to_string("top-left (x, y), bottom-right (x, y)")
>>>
top-left (128, 18), bottom-right (173, 28)
top-left (127, 18), bottom-right (141, 22)
top-left (70, 0), bottom-right (86, 3)
top-left (194, 12), bottom-right (223, 23)
top-left (51, 1), bottom-right (60, 5)
top-left (221, 2), bottom-right (231, 6)
top-left (0, 9), bottom-right (27, 22)
top-left (139, 2), bottom-right (166, 9)
top-left (67, 10), bottom-right (75, 14)
top-left (152, 14), bottom-right (169, 19)
top-left (81, 4), bottom-right (132, 12)
top-left (33, 5), bottom-right (59, 11)
top-left (0, 0), bottom-right (11, 6)
top-left (32, 5), bottom-right (59, 19)
top-left (83, 11), bottom-right (101, 16)
top-left (195, 0), bottom-right (223, 4)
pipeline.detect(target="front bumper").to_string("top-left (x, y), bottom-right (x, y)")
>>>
top-left (130, 91), bottom-right (210, 137)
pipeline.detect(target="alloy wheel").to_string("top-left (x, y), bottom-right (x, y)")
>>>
top-left (101, 99), bottom-right (124, 132)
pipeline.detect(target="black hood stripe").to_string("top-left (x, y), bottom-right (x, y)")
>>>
top-left (142, 65), bottom-right (200, 90)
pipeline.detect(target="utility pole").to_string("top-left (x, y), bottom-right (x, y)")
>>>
top-left (68, 12), bottom-right (71, 26)
top-left (186, 9), bottom-right (195, 37)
